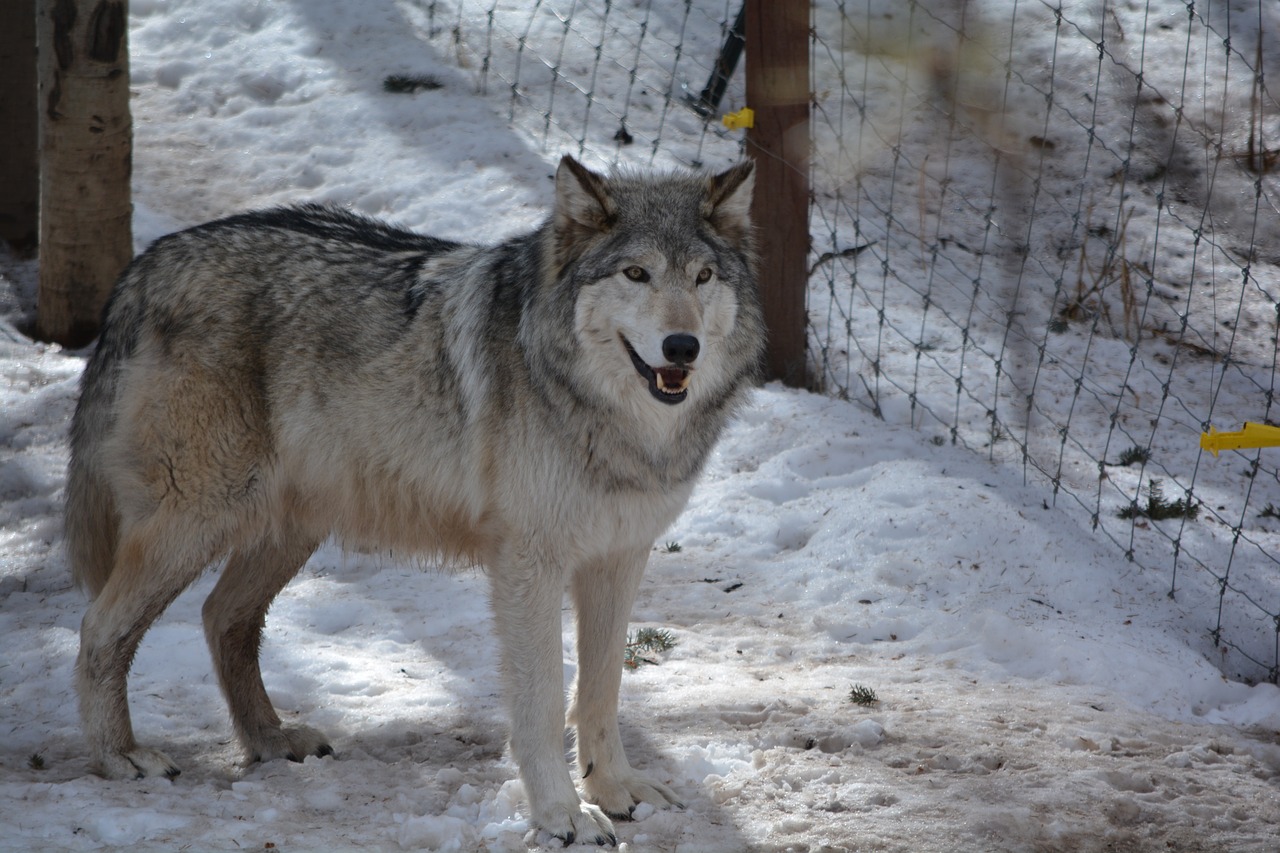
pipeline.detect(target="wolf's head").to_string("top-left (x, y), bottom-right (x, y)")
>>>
top-left (532, 156), bottom-right (763, 422)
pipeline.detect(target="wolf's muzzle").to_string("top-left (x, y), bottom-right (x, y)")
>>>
top-left (621, 335), bottom-right (692, 405)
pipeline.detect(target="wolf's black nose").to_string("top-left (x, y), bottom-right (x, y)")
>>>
top-left (662, 333), bottom-right (700, 365)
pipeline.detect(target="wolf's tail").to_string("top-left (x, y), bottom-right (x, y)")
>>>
top-left (66, 274), bottom-right (146, 599)
top-left (65, 435), bottom-right (119, 599)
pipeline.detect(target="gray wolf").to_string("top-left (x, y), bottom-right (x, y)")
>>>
top-left (66, 156), bottom-right (762, 845)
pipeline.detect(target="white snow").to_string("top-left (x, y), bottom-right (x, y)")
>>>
top-left (2, 0), bottom-right (1279, 851)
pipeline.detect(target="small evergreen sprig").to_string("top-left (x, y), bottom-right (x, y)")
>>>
top-left (623, 628), bottom-right (677, 670)
top-left (28, 753), bottom-right (45, 770)
top-left (383, 74), bottom-right (443, 94)
top-left (848, 684), bottom-right (879, 706)
top-left (1110, 445), bottom-right (1151, 467)
top-left (1118, 479), bottom-right (1199, 521)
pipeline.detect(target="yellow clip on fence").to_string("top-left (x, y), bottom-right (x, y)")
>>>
top-left (1199, 423), bottom-right (1280, 457)
top-left (722, 107), bottom-right (754, 130)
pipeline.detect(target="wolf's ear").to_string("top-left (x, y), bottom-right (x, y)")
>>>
top-left (552, 156), bottom-right (616, 269)
top-left (703, 160), bottom-right (754, 248)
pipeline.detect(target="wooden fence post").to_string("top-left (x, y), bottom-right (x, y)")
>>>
top-left (745, 0), bottom-right (809, 386)
top-left (0, 0), bottom-right (39, 254)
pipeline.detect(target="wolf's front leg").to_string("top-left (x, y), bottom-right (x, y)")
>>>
top-left (488, 557), bottom-right (617, 846)
top-left (569, 548), bottom-right (683, 819)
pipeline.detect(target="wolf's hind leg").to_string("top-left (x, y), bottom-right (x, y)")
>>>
top-left (77, 521), bottom-right (216, 780)
top-left (203, 529), bottom-right (325, 764)
top-left (570, 548), bottom-right (683, 819)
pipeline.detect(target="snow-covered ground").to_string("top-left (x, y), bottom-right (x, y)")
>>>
top-left (2, 1), bottom-right (1279, 850)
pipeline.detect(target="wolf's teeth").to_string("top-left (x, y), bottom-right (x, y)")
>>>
top-left (655, 369), bottom-right (690, 393)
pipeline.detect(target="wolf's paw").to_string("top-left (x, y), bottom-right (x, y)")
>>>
top-left (535, 800), bottom-right (617, 847)
top-left (584, 769), bottom-right (683, 820)
top-left (246, 724), bottom-right (333, 764)
top-left (94, 746), bottom-right (181, 780)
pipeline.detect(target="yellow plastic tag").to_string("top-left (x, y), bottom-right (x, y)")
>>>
top-left (722, 107), bottom-right (755, 130)
top-left (1200, 423), bottom-right (1280, 457)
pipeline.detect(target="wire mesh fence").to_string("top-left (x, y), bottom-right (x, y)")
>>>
top-left (407, 0), bottom-right (748, 170)
top-left (808, 0), bottom-right (1280, 686)
top-left (413, 0), bottom-right (1280, 685)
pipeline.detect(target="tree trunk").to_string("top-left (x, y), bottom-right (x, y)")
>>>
top-left (0, 0), bottom-right (39, 255)
top-left (37, 0), bottom-right (132, 348)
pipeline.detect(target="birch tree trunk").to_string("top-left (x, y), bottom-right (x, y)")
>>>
top-left (37, 0), bottom-right (132, 347)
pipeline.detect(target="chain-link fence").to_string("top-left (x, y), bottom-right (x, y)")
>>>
top-left (413, 0), bottom-right (1280, 685)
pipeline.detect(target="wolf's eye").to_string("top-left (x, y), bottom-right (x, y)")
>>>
top-left (623, 266), bottom-right (650, 283)
top-left (695, 267), bottom-right (714, 284)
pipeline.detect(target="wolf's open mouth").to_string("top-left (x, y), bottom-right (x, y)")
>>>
top-left (621, 336), bottom-right (690, 405)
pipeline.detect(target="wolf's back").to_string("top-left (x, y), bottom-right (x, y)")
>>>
top-left (65, 206), bottom-right (468, 596)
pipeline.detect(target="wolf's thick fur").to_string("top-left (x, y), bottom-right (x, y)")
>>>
top-left (66, 156), bottom-right (762, 845)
